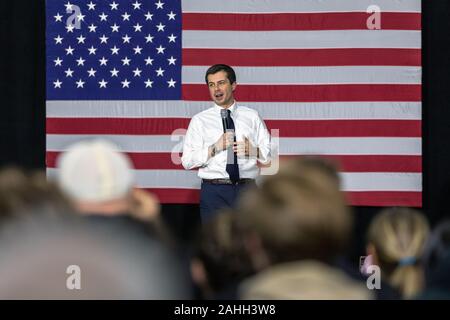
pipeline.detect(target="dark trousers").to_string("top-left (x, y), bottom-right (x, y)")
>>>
top-left (199, 182), bottom-right (255, 223)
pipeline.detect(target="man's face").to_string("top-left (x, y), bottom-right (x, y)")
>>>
top-left (207, 70), bottom-right (236, 108)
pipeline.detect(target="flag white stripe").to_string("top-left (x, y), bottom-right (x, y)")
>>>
top-left (182, 66), bottom-right (422, 85)
top-left (46, 135), bottom-right (421, 155)
top-left (340, 172), bottom-right (422, 192)
top-left (280, 138), bottom-right (421, 156)
top-left (46, 101), bottom-right (422, 120)
top-left (47, 168), bottom-right (422, 192)
top-left (182, 0), bottom-right (421, 14)
top-left (183, 30), bottom-right (421, 49)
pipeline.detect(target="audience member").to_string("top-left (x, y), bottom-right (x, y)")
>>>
top-left (237, 157), bottom-right (372, 299)
top-left (191, 209), bottom-right (256, 299)
top-left (56, 139), bottom-right (172, 245)
top-left (0, 167), bottom-right (73, 222)
top-left (418, 220), bottom-right (450, 299)
top-left (0, 212), bottom-right (189, 299)
top-left (366, 207), bottom-right (429, 299)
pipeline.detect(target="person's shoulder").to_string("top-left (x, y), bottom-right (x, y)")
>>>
top-left (238, 105), bottom-right (260, 117)
top-left (192, 106), bottom-right (215, 120)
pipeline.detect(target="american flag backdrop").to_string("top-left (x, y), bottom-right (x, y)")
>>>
top-left (46, 0), bottom-right (422, 206)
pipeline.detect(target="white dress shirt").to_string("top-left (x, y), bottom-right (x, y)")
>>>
top-left (181, 102), bottom-right (271, 180)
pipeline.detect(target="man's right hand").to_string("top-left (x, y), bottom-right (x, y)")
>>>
top-left (214, 131), bottom-right (234, 152)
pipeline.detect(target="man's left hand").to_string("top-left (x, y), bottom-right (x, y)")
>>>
top-left (233, 137), bottom-right (258, 158)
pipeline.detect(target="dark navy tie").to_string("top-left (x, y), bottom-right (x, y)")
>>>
top-left (225, 109), bottom-right (240, 183)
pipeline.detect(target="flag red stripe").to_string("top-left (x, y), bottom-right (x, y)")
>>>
top-left (144, 188), bottom-right (200, 204)
top-left (46, 118), bottom-right (420, 137)
top-left (46, 118), bottom-right (190, 135)
top-left (46, 152), bottom-right (422, 173)
top-left (183, 48), bottom-right (422, 67)
top-left (143, 188), bottom-right (421, 206)
top-left (280, 155), bottom-right (422, 173)
top-left (267, 119), bottom-right (421, 137)
top-left (182, 84), bottom-right (422, 102)
top-left (346, 191), bottom-right (422, 207)
top-left (182, 12), bottom-right (421, 31)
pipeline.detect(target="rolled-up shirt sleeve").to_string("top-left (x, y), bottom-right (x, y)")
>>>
top-left (181, 117), bottom-right (210, 170)
top-left (255, 113), bottom-right (271, 165)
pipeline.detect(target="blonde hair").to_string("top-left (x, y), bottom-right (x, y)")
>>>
top-left (367, 208), bottom-right (429, 298)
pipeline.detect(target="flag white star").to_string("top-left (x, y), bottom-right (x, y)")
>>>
top-left (87, 1), bottom-right (96, 10)
top-left (167, 78), bottom-right (176, 88)
top-left (167, 11), bottom-right (176, 20)
top-left (65, 2), bottom-right (73, 11)
top-left (65, 68), bottom-right (74, 77)
top-left (133, 68), bottom-right (142, 77)
top-left (111, 23), bottom-right (120, 32)
top-left (99, 35), bottom-right (109, 44)
top-left (156, 67), bottom-right (165, 77)
top-left (156, 23), bottom-right (165, 32)
top-left (76, 57), bottom-right (85, 66)
top-left (122, 34), bottom-right (132, 43)
top-left (110, 46), bottom-right (120, 55)
top-left (77, 35), bottom-right (86, 44)
top-left (133, 23), bottom-right (143, 32)
top-left (110, 68), bottom-right (119, 77)
top-left (168, 34), bottom-right (177, 43)
top-left (88, 24), bottom-right (97, 32)
top-left (53, 79), bottom-right (62, 88)
top-left (54, 57), bottom-right (63, 66)
top-left (99, 13), bottom-right (108, 21)
top-left (145, 57), bottom-right (154, 65)
top-left (132, 1), bottom-right (142, 10)
top-left (155, 0), bottom-right (164, 10)
top-left (145, 34), bottom-right (154, 43)
top-left (88, 46), bottom-right (97, 55)
top-left (122, 12), bottom-right (131, 21)
top-left (110, 2), bottom-right (119, 10)
top-left (76, 79), bottom-right (85, 88)
top-left (54, 35), bottom-right (63, 44)
top-left (76, 13), bottom-right (86, 22)
top-left (156, 45), bottom-right (165, 54)
top-left (133, 46), bottom-right (142, 55)
top-left (99, 79), bottom-right (108, 88)
top-left (65, 46), bottom-right (74, 55)
top-left (99, 57), bottom-right (108, 66)
top-left (54, 13), bottom-right (63, 22)
top-left (87, 68), bottom-right (97, 77)
top-left (66, 24), bottom-right (75, 33)
top-left (121, 57), bottom-right (131, 66)
top-left (167, 56), bottom-right (177, 65)
top-left (121, 79), bottom-right (131, 88)
top-left (145, 12), bottom-right (153, 20)
top-left (145, 79), bottom-right (153, 88)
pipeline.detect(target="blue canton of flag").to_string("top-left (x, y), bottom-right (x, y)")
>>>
top-left (46, 0), bottom-right (182, 100)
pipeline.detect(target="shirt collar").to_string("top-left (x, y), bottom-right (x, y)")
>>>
top-left (214, 101), bottom-right (237, 115)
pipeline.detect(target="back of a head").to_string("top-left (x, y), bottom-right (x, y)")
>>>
top-left (0, 167), bottom-right (72, 223)
top-left (193, 210), bottom-right (255, 297)
top-left (0, 213), bottom-right (189, 299)
top-left (56, 139), bottom-right (134, 203)
top-left (238, 157), bottom-right (351, 265)
top-left (422, 220), bottom-right (450, 284)
top-left (367, 208), bottom-right (430, 299)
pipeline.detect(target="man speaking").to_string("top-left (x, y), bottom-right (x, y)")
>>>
top-left (182, 64), bottom-right (271, 222)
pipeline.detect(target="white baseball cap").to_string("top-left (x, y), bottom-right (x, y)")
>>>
top-left (57, 140), bottom-right (134, 203)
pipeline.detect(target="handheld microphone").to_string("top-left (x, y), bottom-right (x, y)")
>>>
top-left (220, 109), bottom-right (234, 157)
top-left (220, 109), bottom-right (228, 133)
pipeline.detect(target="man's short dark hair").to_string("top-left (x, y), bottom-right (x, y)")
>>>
top-left (205, 64), bottom-right (236, 85)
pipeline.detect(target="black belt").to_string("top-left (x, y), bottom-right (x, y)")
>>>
top-left (202, 178), bottom-right (255, 185)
